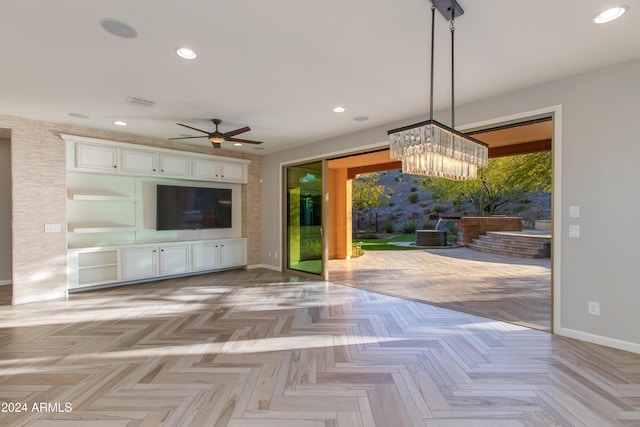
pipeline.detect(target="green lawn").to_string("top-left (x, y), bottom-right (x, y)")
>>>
top-left (353, 234), bottom-right (423, 252)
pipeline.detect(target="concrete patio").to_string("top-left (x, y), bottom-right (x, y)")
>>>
top-left (329, 246), bottom-right (552, 331)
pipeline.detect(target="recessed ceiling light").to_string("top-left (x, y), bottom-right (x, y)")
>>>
top-left (100, 18), bottom-right (137, 38)
top-left (69, 112), bottom-right (90, 119)
top-left (332, 106), bottom-right (346, 113)
top-left (233, 143), bottom-right (243, 147)
top-left (176, 47), bottom-right (197, 59)
top-left (593, 5), bottom-right (628, 23)
top-left (353, 116), bottom-right (369, 121)
top-left (113, 120), bottom-right (127, 126)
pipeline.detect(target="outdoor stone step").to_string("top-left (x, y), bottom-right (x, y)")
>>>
top-left (485, 231), bottom-right (551, 244)
top-left (471, 239), bottom-right (542, 254)
top-left (466, 242), bottom-right (541, 259)
top-left (476, 235), bottom-right (545, 248)
top-left (467, 231), bottom-right (551, 258)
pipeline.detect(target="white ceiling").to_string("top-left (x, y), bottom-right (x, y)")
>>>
top-left (1, 0), bottom-right (638, 155)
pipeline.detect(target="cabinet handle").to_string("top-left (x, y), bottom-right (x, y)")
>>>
top-left (161, 169), bottom-right (164, 172)
top-left (113, 165), bottom-right (117, 168)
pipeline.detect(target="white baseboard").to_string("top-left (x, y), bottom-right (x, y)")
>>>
top-left (247, 263), bottom-right (281, 272)
top-left (13, 290), bottom-right (68, 305)
top-left (558, 327), bottom-right (640, 355)
top-left (0, 280), bottom-right (12, 286)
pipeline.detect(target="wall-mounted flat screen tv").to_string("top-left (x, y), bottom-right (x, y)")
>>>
top-left (156, 185), bottom-right (232, 230)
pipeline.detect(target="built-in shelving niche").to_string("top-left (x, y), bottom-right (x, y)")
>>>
top-left (67, 172), bottom-right (137, 248)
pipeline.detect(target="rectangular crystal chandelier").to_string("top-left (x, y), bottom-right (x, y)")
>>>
top-left (388, 119), bottom-right (488, 180)
top-left (388, 0), bottom-right (488, 180)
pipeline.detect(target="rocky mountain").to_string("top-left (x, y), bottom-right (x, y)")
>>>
top-left (354, 169), bottom-right (551, 233)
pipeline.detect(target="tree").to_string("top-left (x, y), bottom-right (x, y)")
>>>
top-left (352, 173), bottom-right (392, 213)
top-left (423, 151), bottom-right (551, 216)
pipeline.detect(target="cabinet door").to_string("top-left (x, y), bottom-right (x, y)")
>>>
top-left (159, 244), bottom-right (190, 275)
top-left (121, 149), bottom-right (157, 175)
top-left (191, 241), bottom-right (220, 271)
top-left (191, 158), bottom-right (219, 180)
top-left (76, 143), bottom-right (118, 171)
top-left (219, 162), bottom-right (246, 183)
top-left (122, 247), bottom-right (157, 280)
top-left (159, 154), bottom-right (190, 178)
top-left (220, 239), bottom-right (246, 268)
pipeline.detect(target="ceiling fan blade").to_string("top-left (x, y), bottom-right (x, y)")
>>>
top-left (227, 137), bottom-right (264, 145)
top-left (168, 136), bottom-right (208, 140)
top-left (176, 123), bottom-right (211, 134)
top-left (223, 126), bottom-right (251, 138)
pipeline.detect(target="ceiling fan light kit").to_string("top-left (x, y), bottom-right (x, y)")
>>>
top-left (387, 0), bottom-right (488, 180)
top-left (170, 119), bottom-right (264, 149)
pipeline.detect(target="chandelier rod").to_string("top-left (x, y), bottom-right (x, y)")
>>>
top-left (450, 10), bottom-right (455, 129)
top-left (429, 5), bottom-right (436, 122)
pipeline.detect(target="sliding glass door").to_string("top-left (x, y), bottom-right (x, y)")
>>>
top-left (285, 161), bottom-right (326, 278)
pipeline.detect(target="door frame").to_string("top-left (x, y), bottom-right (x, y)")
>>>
top-left (282, 159), bottom-right (329, 280)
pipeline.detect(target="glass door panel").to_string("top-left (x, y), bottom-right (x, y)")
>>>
top-left (286, 161), bottom-right (324, 276)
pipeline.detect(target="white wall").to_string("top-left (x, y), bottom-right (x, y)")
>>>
top-left (261, 58), bottom-right (640, 352)
top-left (0, 137), bottom-right (11, 284)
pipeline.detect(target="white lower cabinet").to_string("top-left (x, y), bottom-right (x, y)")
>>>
top-left (122, 246), bottom-right (158, 280)
top-left (192, 241), bottom-right (220, 271)
top-left (69, 239), bottom-right (246, 290)
top-left (220, 239), bottom-right (246, 268)
top-left (159, 244), bottom-right (190, 275)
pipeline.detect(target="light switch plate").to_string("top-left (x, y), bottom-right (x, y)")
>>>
top-left (569, 205), bottom-right (580, 218)
top-left (569, 225), bottom-right (580, 238)
top-left (44, 223), bottom-right (61, 233)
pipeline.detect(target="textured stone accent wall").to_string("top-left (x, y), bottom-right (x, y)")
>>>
top-left (0, 114), bottom-right (262, 304)
top-left (457, 216), bottom-right (523, 245)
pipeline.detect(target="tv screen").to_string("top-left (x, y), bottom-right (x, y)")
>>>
top-left (156, 185), bottom-right (232, 230)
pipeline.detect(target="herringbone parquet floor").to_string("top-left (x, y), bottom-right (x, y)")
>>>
top-left (1, 269), bottom-right (639, 426)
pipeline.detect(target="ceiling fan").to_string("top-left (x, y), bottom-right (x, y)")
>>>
top-left (169, 119), bottom-right (263, 148)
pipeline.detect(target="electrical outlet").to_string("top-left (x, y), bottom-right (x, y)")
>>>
top-left (588, 301), bottom-right (600, 316)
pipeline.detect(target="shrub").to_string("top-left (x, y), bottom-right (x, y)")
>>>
top-left (408, 193), bottom-right (418, 204)
top-left (401, 220), bottom-right (419, 234)
top-left (431, 203), bottom-right (446, 213)
top-left (410, 186), bottom-right (417, 192)
top-left (359, 229), bottom-right (378, 239)
top-left (422, 220), bottom-right (437, 230)
top-left (382, 221), bottom-right (395, 234)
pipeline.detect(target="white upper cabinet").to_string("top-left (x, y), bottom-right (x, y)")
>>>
top-left (75, 143), bottom-right (118, 171)
top-left (191, 157), bottom-right (219, 181)
top-left (63, 134), bottom-right (250, 183)
top-left (219, 161), bottom-right (247, 183)
top-left (159, 153), bottom-right (190, 177)
top-left (121, 149), bottom-right (157, 175)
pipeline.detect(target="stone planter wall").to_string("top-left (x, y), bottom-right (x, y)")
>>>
top-left (457, 216), bottom-right (523, 245)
